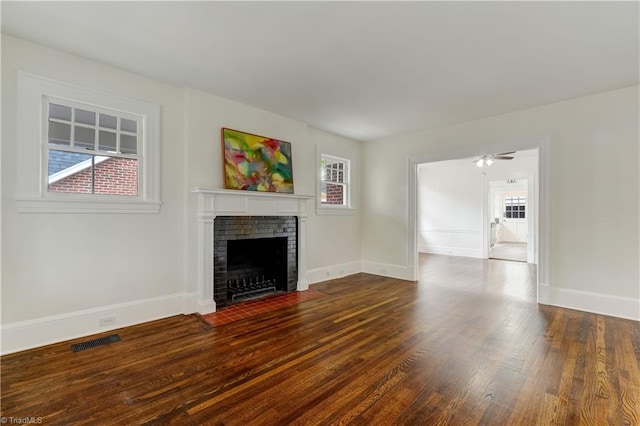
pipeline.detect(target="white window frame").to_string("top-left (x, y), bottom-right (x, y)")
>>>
top-left (45, 97), bottom-right (142, 196)
top-left (16, 72), bottom-right (161, 213)
top-left (316, 147), bottom-right (356, 215)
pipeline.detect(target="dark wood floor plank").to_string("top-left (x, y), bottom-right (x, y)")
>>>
top-left (2, 254), bottom-right (638, 425)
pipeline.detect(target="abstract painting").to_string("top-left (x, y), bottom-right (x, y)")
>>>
top-left (221, 128), bottom-right (294, 193)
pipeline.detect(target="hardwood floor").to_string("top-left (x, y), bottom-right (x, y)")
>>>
top-left (2, 254), bottom-right (639, 425)
top-left (489, 242), bottom-right (528, 263)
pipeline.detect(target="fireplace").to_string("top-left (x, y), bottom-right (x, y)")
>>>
top-left (191, 188), bottom-right (312, 314)
top-left (214, 216), bottom-right (297, 307)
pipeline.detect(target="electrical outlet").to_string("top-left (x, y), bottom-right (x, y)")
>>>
top-left (99, 316), bottom-right (116, 327)
top-left (326, 270), bottom-right (331, 276)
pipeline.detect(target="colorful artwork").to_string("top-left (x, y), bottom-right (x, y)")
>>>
top-left (222, 128), bottom-right (294, 193)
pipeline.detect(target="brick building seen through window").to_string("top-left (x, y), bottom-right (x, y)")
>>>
top-left (48, 153), bottom-right (138, 195)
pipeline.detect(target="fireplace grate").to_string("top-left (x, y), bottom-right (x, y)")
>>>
top-left (71, 334), bottom-right (121, 352)
top-left (229, 277), bottom-right (277, 302)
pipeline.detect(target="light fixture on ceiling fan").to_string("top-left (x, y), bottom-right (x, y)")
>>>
top-left (473, 152), bottom-right (516, 167)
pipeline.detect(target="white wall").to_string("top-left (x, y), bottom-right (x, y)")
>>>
top-left (1, 36), bottom-right (187, 354)
top-left (1, 36), bottom-right (364, 353)
top-left (305, 127), bottom-right (362, 280)
top-left (417, 160), bottom-right (483, 257)
top-left (363, 86), bottom-right (639, 319)
top-left (183, 87), bottom-right (309, 306)
top-left (183, 89), bottom-right (364, 300)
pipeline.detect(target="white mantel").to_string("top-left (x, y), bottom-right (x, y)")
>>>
top-left (191, 188), bottom-right (314, 314)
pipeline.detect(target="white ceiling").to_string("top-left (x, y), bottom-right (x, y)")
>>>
top-left (2, 2), bottom-right (638, 141)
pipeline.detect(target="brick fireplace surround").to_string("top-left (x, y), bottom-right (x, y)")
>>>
top-left (192, 188), bottom-right (313, 314)
top-left (213, 215), bottom-right (298, 308)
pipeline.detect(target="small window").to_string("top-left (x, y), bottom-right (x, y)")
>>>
top-left (16, 73), bottom-right (160, 213)
top-left (505, 196), bottom-right (526, 219)
top-left (46, 99), bottom-right (141, 196)
top-left (320, 154), bottom-right (349, 207)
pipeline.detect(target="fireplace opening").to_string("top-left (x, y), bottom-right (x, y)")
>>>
top-left (227, 237), bottom-right (288, 303)
top-left (214, 216), bottom-right (298, 308)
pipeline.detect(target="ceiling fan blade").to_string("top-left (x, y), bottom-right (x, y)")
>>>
top-left (493, 156), bottom-right (514, 160)
top-left (495, 151), bottom-right (516, 156)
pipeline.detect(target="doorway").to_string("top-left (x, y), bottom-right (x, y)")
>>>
top-left (408, 138), bottom-right (550, 307)
top-left (488, 180), bottom-right (529, 262)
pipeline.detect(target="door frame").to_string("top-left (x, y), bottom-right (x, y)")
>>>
top-left (485, 178), bottom-right (536, 263)
top-left (408, 136), bottom-right (551, 304)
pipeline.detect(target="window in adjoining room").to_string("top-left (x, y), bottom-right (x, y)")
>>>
top-left (505, 196), bottom-right (526, 218)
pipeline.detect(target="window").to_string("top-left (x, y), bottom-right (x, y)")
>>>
top-left (317, 148), bottom-right (355, 215)
top-left (321, 155), bottom-right (349, 206)
top-left (16, 73), bottom-right (160, 213)
top-left (505, 196), bottom-right (526, 219)
top-left (46, 99), bottom-right (141, 196)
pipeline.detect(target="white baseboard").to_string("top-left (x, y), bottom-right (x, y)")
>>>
top-left (361, 261), bottom-right (415, 281)
top-left (538, 284), bottom-right (640, 321)
top-left (182, 292), bottom-right (199, 313)
top-left (0, 293), bottom-right (190, 355)
top-left (6, 274), bottom-right (634, 355)
top-left (419, 244), bottom-right (484, 259)
top-left (308, 260), bottom-right (415, 283)
top-left (306, 261), bottom-right (362, 284)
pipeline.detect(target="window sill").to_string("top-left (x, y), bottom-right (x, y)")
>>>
top-left (316, 206), bottom-right (357, 216)
top-left (16, 197), bottom-right (162, 214)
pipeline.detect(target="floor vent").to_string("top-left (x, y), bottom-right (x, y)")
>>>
top-left (71, 334), bottom-right (121, 352)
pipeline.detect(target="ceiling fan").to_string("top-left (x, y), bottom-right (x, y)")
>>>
top-left (473, 152), bottom-right (515, 167)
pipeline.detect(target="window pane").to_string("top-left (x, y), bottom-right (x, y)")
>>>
top-left (322, 183), bottom-right (344, 205)
top-left (99, 130), bottom-right (117, 152)
top-left (506, 212), bottom-right (512, 218)
top-left (49, 103), bottom-right (71, 121)
top-left (519, 212), bottom-right (526, 218)
top-left (48, 121), bottom-right (71, 145)
top-left (94, 157), bottom-right (138, 196)
top-left (120, 134), bottom-right (137, 154)
top-left (519, 205), bottom-right (526, 211)
top-left (75, 109), bottom-right (96, 126)
top-left (48, 150), bottom-right (92, 194)
top-left (121, 118), bottom-right (137, 133)
top-left (48, 152), bottom-right (139, 196)
top-left (74, 126), bottom-right (95, 149)
top-left (99, 114), bottom-right (117, 129)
